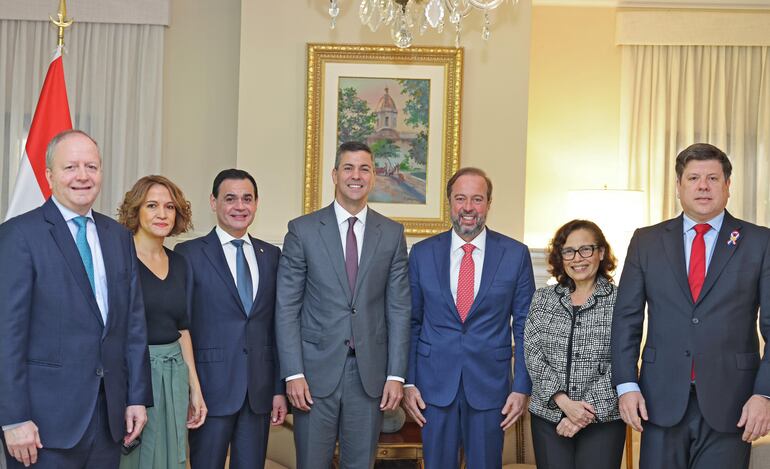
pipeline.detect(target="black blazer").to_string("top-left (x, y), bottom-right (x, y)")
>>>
top-left (175, 229), bottom-right (284, 416)
top-left (611, 211), bottom-right (770, 433)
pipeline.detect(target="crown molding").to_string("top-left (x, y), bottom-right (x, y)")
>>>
top-left (0, 0), bottom-right (170, 25)
top-left (533, 0), bottom-right (770, 8)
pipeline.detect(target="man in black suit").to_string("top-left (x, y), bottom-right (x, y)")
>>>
top-left (175, 169), bottom-right (287, 469)
top-left (612, 143), bottom-right (770, 469)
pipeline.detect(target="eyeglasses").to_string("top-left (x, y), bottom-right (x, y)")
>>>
top-left (561, 245), bottom-right (599, 260)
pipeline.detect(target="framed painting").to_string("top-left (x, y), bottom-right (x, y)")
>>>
top-left (303, 43), bottom-right (463, 236)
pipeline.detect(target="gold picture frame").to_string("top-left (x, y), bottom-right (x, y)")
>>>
top-left (303, 43), bottom-right (463, 236)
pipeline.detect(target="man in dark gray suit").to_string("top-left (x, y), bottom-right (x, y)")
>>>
top-left (276, 141), bottom-right (410, 469)
top-left (612, 143), bottom-right (770, 469)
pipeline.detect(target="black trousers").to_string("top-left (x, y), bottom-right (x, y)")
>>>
top-left (639, 388), bottom-right (750, 469)
top-left (3, 390), bottom-right (120, 469)
top-left (531, 414), bottom-right (626, 469)
top-left (189, 394), bottom-right (270, 469)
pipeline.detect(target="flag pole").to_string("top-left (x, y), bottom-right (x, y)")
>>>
top-left (50, 0), bottom-right (73, 47)
top-left (4, 0), bottom-right (74, 220)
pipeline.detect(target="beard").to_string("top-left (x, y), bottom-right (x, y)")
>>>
top-left (451, 210), bottom-right (486, 240)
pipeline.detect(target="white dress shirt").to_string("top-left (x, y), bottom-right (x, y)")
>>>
top-left (334, 200), bottom-right (366, 264)
top-left (450, 228), bottom-right (486, 304)
top-left (52, 196), bottom-right (109, 323)
top-left (215, 226), bottom-right (259, 301)
top-left (286, 201), bottom-right (403, 383)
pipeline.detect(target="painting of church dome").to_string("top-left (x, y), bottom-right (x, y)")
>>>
top-left (337, 77), bottom-right (429, 204)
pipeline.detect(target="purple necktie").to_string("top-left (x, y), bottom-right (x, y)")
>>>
top-left (345, 217), bottom-right (358, 296)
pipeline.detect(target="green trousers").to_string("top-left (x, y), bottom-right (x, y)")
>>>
top-left (120, 340), bottom-right (189, 469)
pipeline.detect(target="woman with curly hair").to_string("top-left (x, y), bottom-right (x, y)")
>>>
top-left (117, 175), bottom-right (206, 469)
top-left (524, 220), bottom-right (625, 469)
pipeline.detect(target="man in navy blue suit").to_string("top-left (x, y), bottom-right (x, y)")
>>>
top-left (403, 167), bottom-right (535, 469)
top-left (175, 169), bottom-right (287, 469)
top-left (0, 130), bottom-right (152, 468)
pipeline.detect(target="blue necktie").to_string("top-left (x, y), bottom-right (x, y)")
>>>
top-left (231, 239), bottom-right (253, 314)
top-left (73, 216), bottom-right (95, 293)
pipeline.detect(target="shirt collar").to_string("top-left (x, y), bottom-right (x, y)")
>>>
top-left (333, 200), bottom-right (367, 227)
top-left (451, 227), bottom-right (487, 254)
top-left (682, 211), bottom-right (725, 235)
top-left (215, 225), bottom-right (252, 247)
top-left (51, 196), bottom-right (94, 223)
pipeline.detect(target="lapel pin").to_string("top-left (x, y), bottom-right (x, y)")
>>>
top-left (727, 230), bottom-right (740, 246)
top-left (259, 248), bottom-right (264, 253)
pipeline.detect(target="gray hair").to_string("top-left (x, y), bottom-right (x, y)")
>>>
top-left (45, 129), bottom-right (100, 168)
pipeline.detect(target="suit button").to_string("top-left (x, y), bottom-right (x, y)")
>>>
top-left (95, 368), bottom-right (104, 377)
top-left (692, 318), bottom-right (700, 325)
top-left (575, 321), bottom-right (582, 327)
top-left (351, 308), bottom-right (357, 315)
top-left (571, 386), bottom-right (577, 391)
top-left (574, 352), bottom-right (581, 358)
top-left (243, 348), bottom-right (248, 354)
top-left (685, 350), bottom-right (691, 357)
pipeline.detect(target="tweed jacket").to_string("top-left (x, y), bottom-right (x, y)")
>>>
top-left (524, 276), bottom-right (620, 423)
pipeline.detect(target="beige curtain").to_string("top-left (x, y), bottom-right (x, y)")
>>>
top-left (619, 45), bottom-right (770, 225)
top-left (0, 19), bottom-right (164, 219)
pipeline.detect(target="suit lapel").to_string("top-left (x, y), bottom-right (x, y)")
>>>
top-left (353, 210), bottom-right (382, 303)
top-left (662, 215), bottom-right (693, 303)
top-left (433, 231), bottom-right (459, 319)
top-left (202, 228), bottom-right (245, 314)
top-left (44, 200), bottom-right (105, 327)
top-left (319, 204), bottom-right (353, 301)
top-left (697, 211), bottom-right (741, 305)
top-left (465, 230), bottom-right (503, 321)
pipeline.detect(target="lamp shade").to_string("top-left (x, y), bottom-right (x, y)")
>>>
top-left (566, 189), bottom-right (645, 278)
top-left (566, 189), bottom-right (644, 234)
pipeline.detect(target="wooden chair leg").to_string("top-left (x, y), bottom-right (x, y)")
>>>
top-left (625, 425), bottom-right (634, 469)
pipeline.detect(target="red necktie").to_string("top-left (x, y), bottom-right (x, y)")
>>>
top-left (688, 223), bottom-right (710, 302)
top-left (687, 223), bottom-right (710, 381)
top-left (456, 244), bottom-right (475, 322)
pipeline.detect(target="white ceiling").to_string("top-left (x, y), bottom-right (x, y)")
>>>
top-left (533, 0), bottom-right (770, 8)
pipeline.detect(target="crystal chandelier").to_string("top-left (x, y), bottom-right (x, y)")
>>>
top-left (328, 0), bottom-right (515, 49)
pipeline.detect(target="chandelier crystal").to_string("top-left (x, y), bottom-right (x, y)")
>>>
top-left (328, 0), bottom-right (516, 48)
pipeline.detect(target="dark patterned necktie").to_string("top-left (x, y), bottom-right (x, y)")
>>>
top-left (345, 217), bottom-right (358, 296)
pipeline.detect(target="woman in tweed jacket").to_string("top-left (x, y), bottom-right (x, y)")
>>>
top-left (524, 220), bottom-right (626, 469)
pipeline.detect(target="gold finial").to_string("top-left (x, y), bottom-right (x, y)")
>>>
top-left (50, 0), bottom-right (73, 47)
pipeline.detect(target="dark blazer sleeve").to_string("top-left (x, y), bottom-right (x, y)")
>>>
top-left (124, 235), bottom-right (153, 407)
top-left (0, 222), bottom-right (34, 425)
top-left (611, 229), bottom-right (646, 387)
top-left (180, 245), bottom-right (195, 326)
top-left (755, 233), bottom-right (770, 396)
top-left (174, 241), bottom-right (195, 327)
top-left (511, 245), bottom-right (535, 394)
top-left (272, 245), bottom-right (286, 396)
top-left (406, 245), bottom-right (424, 385)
